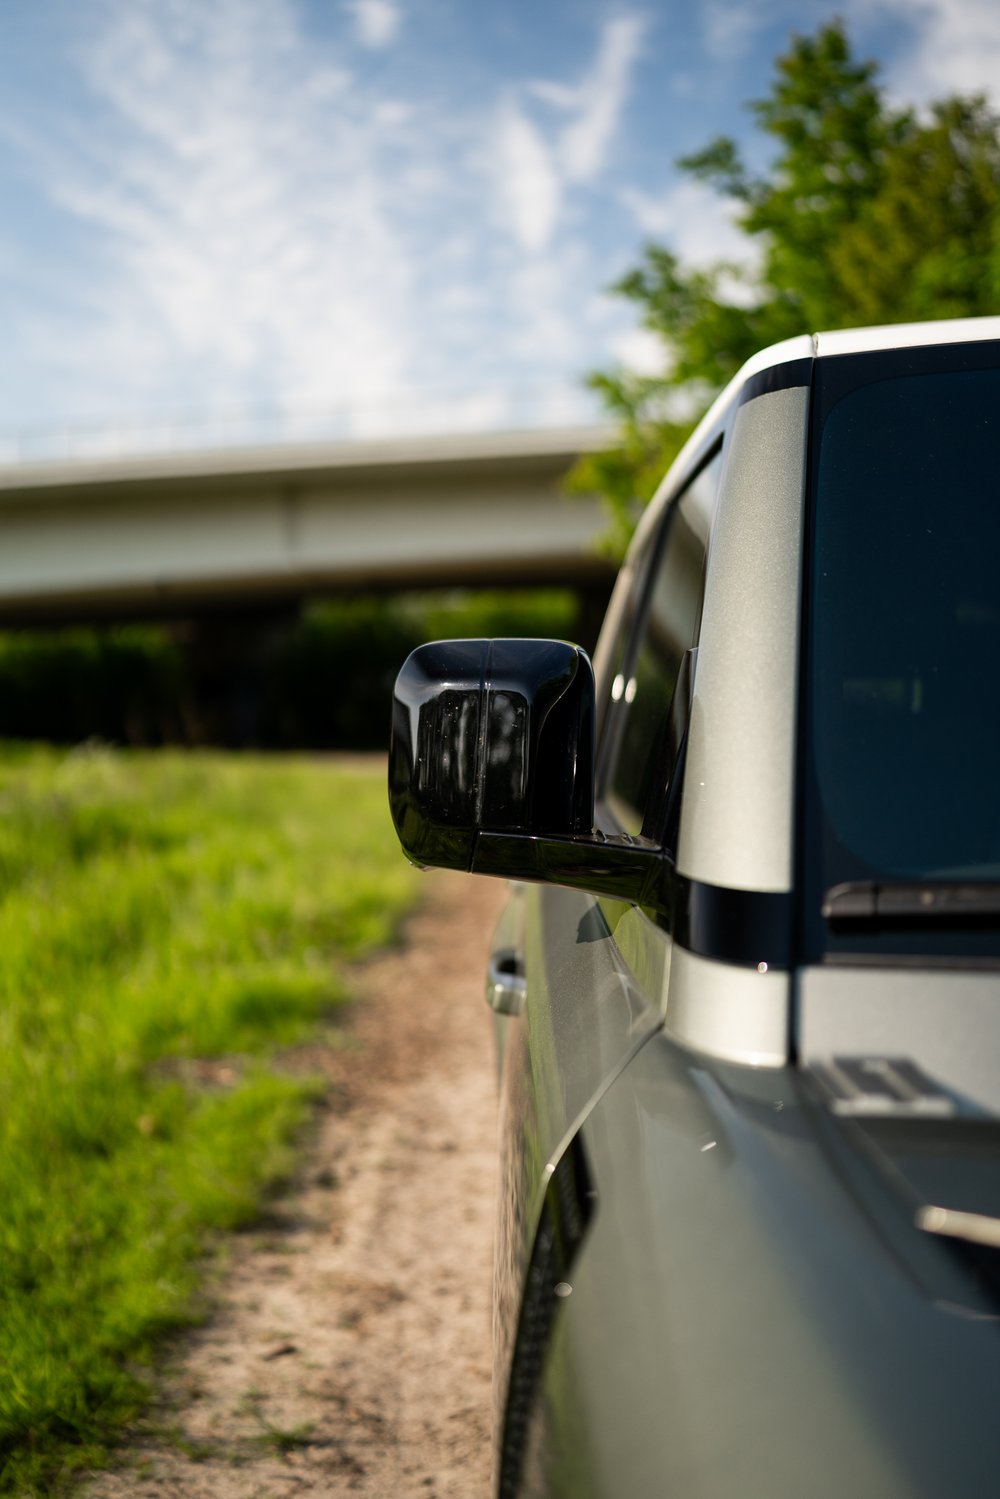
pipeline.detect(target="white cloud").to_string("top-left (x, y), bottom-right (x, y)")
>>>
top-left (560, 15), bottom-right (647, 183)
top-left (610, 325), bottom-right (665, 377)
top-left (505, 249), bottom-right (591, 365)
top-left (493, 13), bottom-right (646, 254)
top-left (7, 0), bottom-right (423, 431)
top-left (0, 1), bottom-right (644, 448)
top-left (621, 178), bottom-right (751, 267)
top-left (849, 0), bottom-right (1000, 103)
top-left (344, 0), bottom-right (402, 50)
top-left (495, 103), bottom-right (561, 253)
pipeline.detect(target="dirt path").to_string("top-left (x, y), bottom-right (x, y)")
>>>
top-left (86, 870), bottom-right (507, 1499)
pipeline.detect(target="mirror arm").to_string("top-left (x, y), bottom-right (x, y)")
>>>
top-left (473, 831), bottom-right (670, 914)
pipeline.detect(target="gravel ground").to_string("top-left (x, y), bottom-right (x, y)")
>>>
top-left (85, 869), bottom-right (507, 1499)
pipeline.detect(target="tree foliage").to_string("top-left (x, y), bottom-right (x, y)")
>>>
top-left (574, 21), bottom-right (1000, 553)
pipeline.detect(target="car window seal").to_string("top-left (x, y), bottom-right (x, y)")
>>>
top-left (823, 880), bottom-right (1000, 926)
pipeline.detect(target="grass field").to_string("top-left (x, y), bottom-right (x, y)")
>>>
top-left (0, 746), bottom-right (418, 1494)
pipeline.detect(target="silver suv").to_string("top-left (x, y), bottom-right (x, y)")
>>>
top-left (389, 317), bottom-right (1000, 1499)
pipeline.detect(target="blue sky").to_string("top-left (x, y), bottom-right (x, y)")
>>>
top-left (2, 0), bottom-right (1000, 457)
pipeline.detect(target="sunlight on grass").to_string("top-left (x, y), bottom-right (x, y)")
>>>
top-left (0, 746), bottom-right (418, 1494)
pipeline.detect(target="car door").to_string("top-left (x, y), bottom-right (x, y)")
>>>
top-left (491, 444), bottom-right (726, 1494)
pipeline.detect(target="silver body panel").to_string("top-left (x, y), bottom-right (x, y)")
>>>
top-left (520, 1034), bottom-right (1000, 1499)
top-left (678, 386), bottom-right (809, 894)
top-left (798, 965), bottom-right (1000, 1115)
top-left (664, 945), bottom-right (789, 1066)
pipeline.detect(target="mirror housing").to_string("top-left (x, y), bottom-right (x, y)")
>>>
top-left (390, 638), bottom-right (595, 866)
top-left (389, 638), bottom-right (666, 910)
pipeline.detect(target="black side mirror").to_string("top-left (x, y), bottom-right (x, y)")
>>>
top-left (389, 638), bottom-right (666, 910)
top-left (390, 638), bottom-right (594, 864)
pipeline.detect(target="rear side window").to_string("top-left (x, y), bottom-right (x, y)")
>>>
top-left (603, 450), bottom-right (722, 837)
top-left (810, 359), bottom-right (1000, 883)
top-left (803, 341), bottom-right (1000, 962)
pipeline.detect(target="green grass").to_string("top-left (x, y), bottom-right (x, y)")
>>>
top-left (0, 745), bottom-right (418, 1495)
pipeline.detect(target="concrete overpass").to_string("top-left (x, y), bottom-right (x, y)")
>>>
top-left (0, 426), bottom-right (617, 624)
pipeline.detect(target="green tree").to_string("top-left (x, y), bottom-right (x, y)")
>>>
top-left (576, 20), bottom-right (1000, 554)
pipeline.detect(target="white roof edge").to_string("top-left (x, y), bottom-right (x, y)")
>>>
top-left (665, 313), bottom-right (1000, 488)
top-left (815, 314), bottom-right (1000, 356)
top-left (635, 314), bottom-right (1000, 549)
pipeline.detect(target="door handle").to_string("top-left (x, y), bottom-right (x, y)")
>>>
top-left (486, 950), bottom-right (527, 1017)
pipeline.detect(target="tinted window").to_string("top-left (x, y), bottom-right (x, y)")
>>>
top-left (604, 452), bottom-right (720, 836)
top-left (809, 356), bottom-right (1000, 891)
